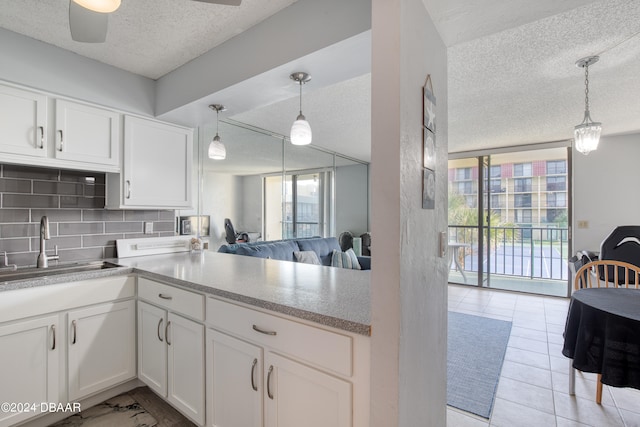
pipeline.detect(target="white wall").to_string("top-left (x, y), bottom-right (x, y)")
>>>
top-left (370, 0), bottom-right (448, 425)
top-left (336, 163), bottom-right (369, 236)
top-left (0, 28), bottom-right (155, 115)
top-left (201, 172), bottom-right (243, 249)
top-left (573, 132), bottom-right (640, 252)
top-left (240, 175), bottom-right (263, 235)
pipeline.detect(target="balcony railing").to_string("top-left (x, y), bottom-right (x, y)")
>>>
top-left (448, 225), bottom-right (569, 281)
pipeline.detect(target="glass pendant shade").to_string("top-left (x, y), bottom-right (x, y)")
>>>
top-left (208, 134), bottom-right (226, 160)
top-left (290, 113), bottom-right (312, 146)
top-left (72, 0), bottom-right (121, 13)
top-left (574, 121), bottom-right (601, 155)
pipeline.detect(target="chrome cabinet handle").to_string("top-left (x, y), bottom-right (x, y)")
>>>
top-left (125, 180), bottom-right (131, 199)
top-left (252, 325), bottom-right (277, 336)
top-left (158, 293), bottom-right (173, 300)
top-left (58, 130), bottom-right (63, 152)
top-left (51, 325), bottom-right (56, 350)
top-left (38, 126), bottom-right (44, 149)
top-left (267, 365), bottom-right (274, 399)
top-left (165, 321), bottom-right (171, 346)
top-left (157, 318), bottom-right (164, 342)
top-left (71, 320), bottom-right (77, 344)
top-left (251, 358), bottom-right (258, 391)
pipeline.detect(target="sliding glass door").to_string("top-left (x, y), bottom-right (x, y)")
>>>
top-left (448, 145), bottom-right (572, 296)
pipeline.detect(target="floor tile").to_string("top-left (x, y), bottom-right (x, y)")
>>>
top-left (547, 331), bottom-right (565, 345)
top-left (609, 386), bottom-right (640, 414)
top-left (619, 409), bottom-right (640, 427)
top-left (495, 377), bottom-right (555, 414)
top-left (447, 407), bottom-right (490, 427)
top-left (551, 370), bottom-right (616, 406)
top-left (553, 391), bottom-right (625, 427)
top-left (510, 325), bottom-right (548, 342)
top-left (504, 347), bottom-right (550, 370)
top-left (508, 335), bottom-right (549, 354)
top-left (500, 360), bottom-right (552, 389)
top-left (489, 398), bottom-right (556, 427)
top-left (555, 416), bottom-right (592, 426)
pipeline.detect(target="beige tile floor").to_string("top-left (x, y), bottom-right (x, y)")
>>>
top-left (447, 284), bottom-right (640, 427)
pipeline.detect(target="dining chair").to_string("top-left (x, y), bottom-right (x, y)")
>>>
top-left (571, 259), bottom-right (640, 404)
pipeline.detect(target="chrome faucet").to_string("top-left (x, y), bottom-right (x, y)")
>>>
top-left (37, 216), bottom-right (59, 268)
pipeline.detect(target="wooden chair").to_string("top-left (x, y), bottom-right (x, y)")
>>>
top-left (571, 260), bottom-right (640, 403)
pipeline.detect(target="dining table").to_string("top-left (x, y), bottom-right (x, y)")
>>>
top-left (562, 287), bottom-right (640, 396)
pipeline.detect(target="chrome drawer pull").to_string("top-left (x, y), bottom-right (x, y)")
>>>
top-left (267, 365), bottom-right (274, 399)
top-left (58, 130), bottom-right (64, 152)
top-left (71, 320), bottom-right (77, 344)
top-left (51, 325), bottom-right (56, 350)
top-left (157, 318), bottom-right (164, 342)
top-left (166, 321), bottom-right (171, 345)
top-left (252, 325), bottom-right (277, 336)
top-left (38, 126), bottom-right (44, 149)
top-left (251, 358), bottom-right (258, 391)
top-left (159, 293), bottom-right (173, 300)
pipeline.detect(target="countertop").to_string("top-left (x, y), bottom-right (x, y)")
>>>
top-left (1, 251), bottom-right (371, 336)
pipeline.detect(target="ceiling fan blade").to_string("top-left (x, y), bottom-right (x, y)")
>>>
top-left (69, 0), bottom-right (108, 43)
top-left (192, 0), bottom-right (242, 6)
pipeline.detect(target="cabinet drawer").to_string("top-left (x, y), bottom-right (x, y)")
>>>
top-left (206, 298), bottom-right (352, 377)
top-left (138, 278), bottom-right (204, 321)
top-left (0, 275), bottom-right (135, 324)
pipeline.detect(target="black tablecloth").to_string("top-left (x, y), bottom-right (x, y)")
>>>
top-left (563, 288), bottom-right (640, 389)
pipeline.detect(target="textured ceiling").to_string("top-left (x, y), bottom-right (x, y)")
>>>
top-left (0, 0), bottom-right (296, 79)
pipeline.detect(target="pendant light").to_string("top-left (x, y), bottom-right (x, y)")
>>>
top-left (208, 104), bottom-right (226, 160)
top-left (290, 72), bottom-right (312, 146)
top-left (574, 56), bottom-right (601, 155)
top-left (72, 0), bottom-right (121, 13)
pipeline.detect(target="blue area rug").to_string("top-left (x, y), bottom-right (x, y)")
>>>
top-left (447, 311), bottom-right (512, 419)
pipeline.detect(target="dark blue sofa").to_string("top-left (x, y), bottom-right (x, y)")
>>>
top-left (218, 237), bottom-right (371, 270)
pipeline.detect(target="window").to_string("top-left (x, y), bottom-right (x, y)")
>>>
top-left (515, 209), bottom-right (532, 224)
top-left (455, 168), bottom-right (472, 181)
top-left (456, 181), bottom-right (473, 195)
top-left (547, 176), bottom-right (566, 191)
top-left (514, 163), bottom-right (532, 177)
top-left (515, 194), bottom-right (532, 207)
top-left (547, 192), bottom-right (566, 207)
top-left (514, 178), bottom-right (532, 193)
top-left (547, 209), bottom-right (563, 223)
top-left (547, 160), bottom-right (566, 175)
top-left (490, 194), bottom-right (501, 209)
top-left (489, 179), bottom-right (502, 192)
top-left (490, 165), bottom-right (501, 178)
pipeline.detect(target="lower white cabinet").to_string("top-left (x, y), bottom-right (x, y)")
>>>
top-left (138, 300), bottom-right (205, 425)
top-left (67, 299), bottom-right (136, 401)
top-left (0, 315), bottom-right (59, 427)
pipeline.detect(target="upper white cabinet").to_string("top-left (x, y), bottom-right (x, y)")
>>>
top-left (54, 99), bottom-right (120, 167)
top-left (107, 116), bottom-right (193, 209)
top-left (0, 84), bottom-right (48, 158)
top-left (0, 82), bottom-right (121, 172)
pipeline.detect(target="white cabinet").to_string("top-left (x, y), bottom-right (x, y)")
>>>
top-left (107, 115), bottom-right (193, 209)
top-left (0, 315), bottom-right (59, 427)
top-left (138, 295), bottom-right (204, 425)
top-left (205, 298), bottom-right (367, 427)
top-left (0, 84), bottom-right (48, 158)
top-left (67, 299), bottom-right (136, 401)
top-left (206, 329), bottom-right (263, 427)
top-left (54, 99), bottom-right (120, 167)
top-left (0, 83), bottom-right (121, 172)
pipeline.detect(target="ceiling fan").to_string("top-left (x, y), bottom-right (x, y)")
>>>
top-left (69, 0), bottom-right (242, 43)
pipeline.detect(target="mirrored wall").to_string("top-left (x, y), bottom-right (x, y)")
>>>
top-left (177, 120), bottom-right (369, 250)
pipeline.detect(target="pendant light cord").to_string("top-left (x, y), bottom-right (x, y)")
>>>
top-left (299, 80), bottom-right (303, 115)
top-left (584, 64), bottom-right (590, 116)
top-left (216, 108), bottom-right (220, 137)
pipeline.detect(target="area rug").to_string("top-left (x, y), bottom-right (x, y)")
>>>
top-left (50, 394), bottom-right (158, 427)
top-left (447, 311), bottom-right (512, 419)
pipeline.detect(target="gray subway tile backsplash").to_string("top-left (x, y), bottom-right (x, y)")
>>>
top-left (0, 164), bottom-right (176, 266)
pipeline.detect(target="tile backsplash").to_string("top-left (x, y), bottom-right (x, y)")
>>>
top-left (0, 164), bottom-right (175, 267)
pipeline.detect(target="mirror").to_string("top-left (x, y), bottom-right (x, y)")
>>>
top-left (179, 119), bottom-right (369, 252)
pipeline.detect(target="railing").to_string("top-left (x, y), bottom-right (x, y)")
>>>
top-left (448, 225), bottom-right (569, 281)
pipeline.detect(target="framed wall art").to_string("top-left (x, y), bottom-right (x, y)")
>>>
top-left (422, 74), bottom-right (436, 210)
top-left (423, 127), bottom-right (435, 170)
top-left (423, 75), bottom-right (436, 132)
top-left (422, 168), bottom-right (435, 210)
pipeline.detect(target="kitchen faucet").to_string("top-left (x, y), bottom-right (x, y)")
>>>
top-left (37, 216), bottom-right (59, 268)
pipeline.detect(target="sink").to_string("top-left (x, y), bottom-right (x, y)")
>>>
top-left (0, 261), bottom-right (122, 282)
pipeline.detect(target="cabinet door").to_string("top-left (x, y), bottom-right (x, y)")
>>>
top-left (55, 99), bottom-right (120, 167)
top-left (206, 329), bottom-right (262, 427)
top-left (123, 116), bottom-right (192, 208)
top-left (168, 312), bottom-right (205, 426)
top-left (67, 299), bottom-right (136, 401)
top-left (0, 84), bottom-right (47, 157)
top-left (138, 301), bottom-right (168, 397)
top-left (0, 315), bottom-right (59, 427)
top-left (265, 352), bottom-right (352, 427)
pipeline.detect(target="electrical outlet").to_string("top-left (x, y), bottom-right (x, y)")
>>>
top-left (577, 220), bottom-right (589, 229)
top-left (144, 222), bottom-right (154, 234)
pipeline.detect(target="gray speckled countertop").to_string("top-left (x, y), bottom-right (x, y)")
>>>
top-left (119, 251), bottom-right (371, 335)
top-left (0, 252), bottom-right (371, 336)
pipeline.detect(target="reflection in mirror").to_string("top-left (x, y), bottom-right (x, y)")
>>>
top-left (181, 120), bottom-right (369, 251)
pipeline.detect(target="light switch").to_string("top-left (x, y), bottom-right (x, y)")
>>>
top-left (144, 222), bottom-right (153, 234)
top-left (577, 220), bottom-right (589, 229)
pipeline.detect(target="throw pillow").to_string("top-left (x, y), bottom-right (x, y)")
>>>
top-left (331, 248), bottom-right (361, 270)
top-left (294, 250), bottom-right (321, 265)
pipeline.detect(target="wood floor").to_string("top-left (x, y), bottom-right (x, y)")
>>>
top-left (126, 387), bottom-right (197, 427)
